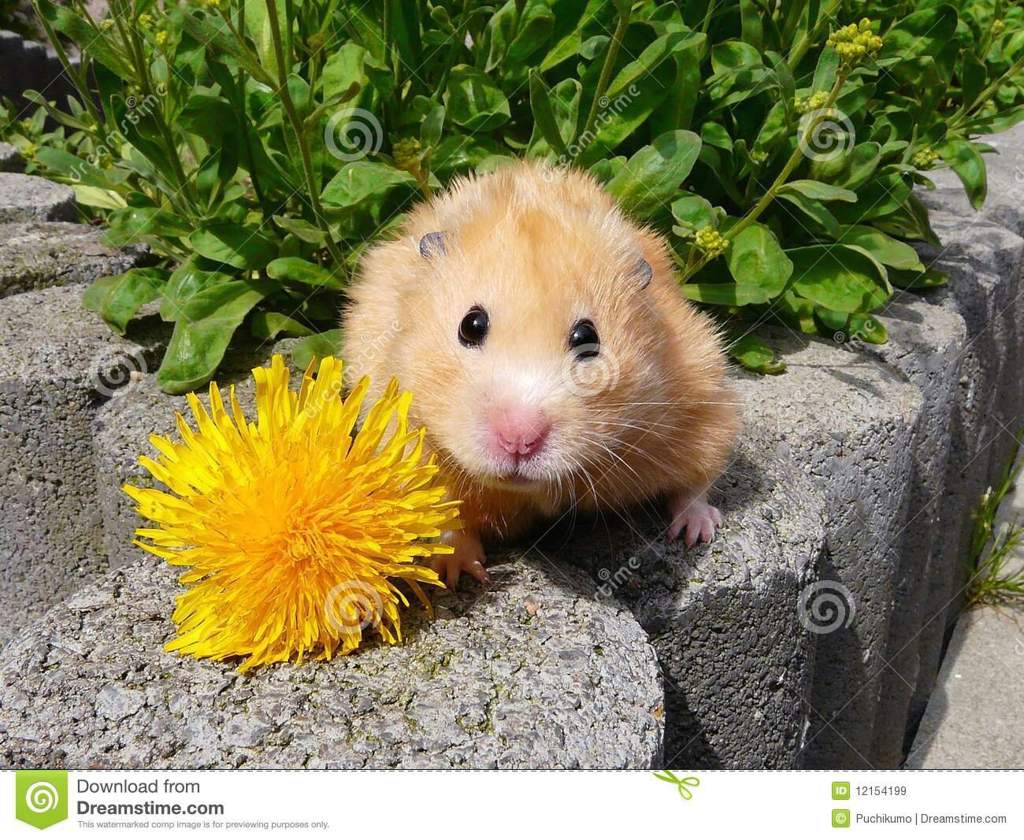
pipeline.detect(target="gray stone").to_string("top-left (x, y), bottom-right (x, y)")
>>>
top-left (0, 173), bottom-right (76, 223)
top-left (869, 294), bottom-right (967, 767)
top-left (0, 284), bottom-right (167, 646)
top-left (0, 555), bottom-right (664, 769)
top-left (908, 211), bottom-right (1024, 734)
top-left (732, 333), bottom-right (923, 769)
top-left (0, 143), bottom-right (22, 173)
top-left (0, 222), bottom-right (148, 297)
top-left (558, 424), bottom-right (826, 769)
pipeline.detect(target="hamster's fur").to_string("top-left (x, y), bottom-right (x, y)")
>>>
top-left (342, 161), bottom-right (739, 587)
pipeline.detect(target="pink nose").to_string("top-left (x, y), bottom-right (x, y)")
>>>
top-left (490, 406), bottom-right (550, 459)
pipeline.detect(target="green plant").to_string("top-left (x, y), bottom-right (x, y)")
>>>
top-left (4, 0), bottom-right (1024, 392)
top-left (965, 432), bottom-right (1024, 610)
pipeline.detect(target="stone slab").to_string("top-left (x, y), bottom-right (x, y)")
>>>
top-left (0, 173), bottom-right (76, 223)
top-left (0, 555), bottom-right (664, 769)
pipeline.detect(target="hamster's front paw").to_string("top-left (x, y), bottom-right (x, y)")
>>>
top-left (432, 530), bottom-right (490, 590)
top-left (666, 491), bottom-right (722, 547)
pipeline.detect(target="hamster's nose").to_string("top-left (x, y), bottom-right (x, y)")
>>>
top-left (490, 406), bottom-right (551, 459)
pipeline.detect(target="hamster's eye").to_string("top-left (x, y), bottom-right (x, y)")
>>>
top-left (569, 319), bottom-right (599, 359)
top-left (458, 306), bottom-right (489, 348)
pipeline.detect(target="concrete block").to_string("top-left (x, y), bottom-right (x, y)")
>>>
top-left (0, 284), bottom-right (166, 646)
top-left (868, 294), bottom-right (967, 766)
top-left (0, 173), bottom-right (76, 223)
top-left (0, 555), bottom-right (664, 769)
top-left (731, 334), bottom-right (922, 769)
top-left (0, 222), bottom-right (148, 298)
top-left (557, 426), bottom-right (826, 769)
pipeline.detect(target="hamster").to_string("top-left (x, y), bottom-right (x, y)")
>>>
top-left (341, 161), bottom-right (739, 588)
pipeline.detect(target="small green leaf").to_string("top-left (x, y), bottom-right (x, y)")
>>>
top-left (190, 223), bottom-right (277, 270)
top-left (936, 138), bottom-right (987, 210)
top-left (605, 130), bottom-right (702, 220)
top-left (671, 193), bottom-right (716, 231)
top-left (83, 268), bottom-right (169, 335)
top-left (160, 262), bottom-right (234, 322)
top-left (292, 329), bottom-right (345, 371)
top-left (251, 312), bottom-right (314, 340)
top-left (729, 334), bottom-right (786, 375)
top-left (320, 162), bottom-right (418, 208)
top-left (726, 223), bottom-right (793, 304)
top-left (789, 245), bottom-right (890, 313)
top-left (266, 257), bottom-right (345, 290)
top-left (836, 226), bottom-right (924, 272)
top-left (445, 66), bottom-right (511, 132)
top-left (778, 180), bottom-right (857, 203)
top-left (157, 280), bottom-right (269, 394)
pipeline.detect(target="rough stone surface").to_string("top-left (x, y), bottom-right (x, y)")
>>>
top-left (558, 426), bottom-right (825, 769)
top-left (908, 209), bottom-right (1024, 734)
top-left (731, 334), bottom-right (922, 769)
top-left (869, 294), bottom-right (968, 767)
top-left (0, 284), bottom-right (167, 646)
top-left (0, 143), bottom-right (22, 173)
top-left (0, 173), bottom-right (76, 223)
top-left (0, 222), bottom-right (149, 297)
top-left (0, 556), bottom-right (664, 769)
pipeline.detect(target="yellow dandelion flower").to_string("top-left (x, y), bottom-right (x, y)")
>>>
top-left (124, 355), bottom-right (459, 672)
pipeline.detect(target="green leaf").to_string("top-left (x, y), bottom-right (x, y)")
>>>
top-left (789, 245), bottom-right (890, 313)
top-left (72, 185), bottom-right (128, 210)
top-left (529, 70), bottom-right (570, 158)
top-left (266, 257), bottom-right (345, 290)
top-left (729, 334), bottom-right (786, 375)
top-left (160, 262), bottom-right (234, 322)
top-left (777, 180), bottom-right (857, 203)
top-left (105, 208), bottom-right (191, 247)
top-left (445, 66), bottom-right (511, 132)
top-left (157, 280), bottom-right (270, 394)
top-left (936, 138), bottom-right (987, 210)
top-left (836, 226), bottom-right (924, 272)
top-left (179, 94), bottom-right (236, 144)
top-left (725, 223), bottom-right (793, 304)
top-left (251, 312), bottom-right (314, 340)
top-left (190, 223), bottom-right (278, 270)
top-left (272, 216), bottom-right (327, 245)
top-left (777, 192), bottom-right (840, 238)
top-left (83, 268), bottom-right (169, 335)
top-left (605, 130), bottom-right (701, 220)
top-left (292, 329), bottom-right (345, 371)
top-left (321, 161), bottom-right (418, 209)
top-left (671, 193), bottom-right (715, 231)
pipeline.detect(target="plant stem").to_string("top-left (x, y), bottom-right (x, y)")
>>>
top-left (681, 71), bottom-right (846, 281)
top-left (579, 5), bottom-right (630, 144)
top-left (263, 0), bottom-right (346, 267)
top-left (948, 52), bottom-right (1024, 132)
top-left (787, 0), bottom-right (841, 71)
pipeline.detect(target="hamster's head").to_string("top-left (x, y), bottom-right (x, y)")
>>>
top-left (380, 164), bottom-right (706, 498)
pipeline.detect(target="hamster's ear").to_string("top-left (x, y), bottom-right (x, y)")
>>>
top-left (633, 256), bottom-right (653, 290)
top-left (419, 231), bottom-right (447, 259)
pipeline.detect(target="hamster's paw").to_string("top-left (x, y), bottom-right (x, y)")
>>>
top-left (666, 491), bottom-right (723, 547)
top-left (432, 530), bottom-right (490, 590)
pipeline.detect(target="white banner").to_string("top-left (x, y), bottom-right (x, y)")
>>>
top-left (3, 770), bottom-right (1021, 837)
